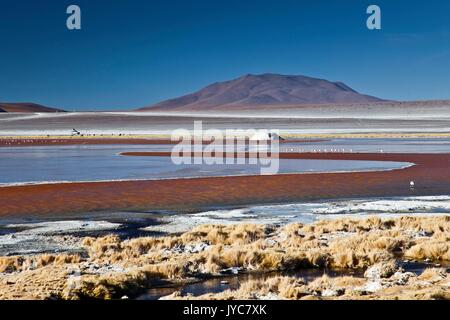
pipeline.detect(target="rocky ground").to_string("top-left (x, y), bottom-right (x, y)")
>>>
top-left (0, 216), bottom-right (448, 300)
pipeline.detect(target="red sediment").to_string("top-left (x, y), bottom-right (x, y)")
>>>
top-left (0, 152), bottom-right (449, 218)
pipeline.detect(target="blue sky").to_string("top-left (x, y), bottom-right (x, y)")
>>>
top-left (0, 0), bottom-right (449, 110)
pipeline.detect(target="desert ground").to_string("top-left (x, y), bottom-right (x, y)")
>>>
top-left (0, 101), bottom-right (449, 137)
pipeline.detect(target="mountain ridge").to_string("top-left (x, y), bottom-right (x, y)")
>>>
top-left (139, 73), bottom-right (385, 111)
top-left (0, 103), bottom-right (65, 113)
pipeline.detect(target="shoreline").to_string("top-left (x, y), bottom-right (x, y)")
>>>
top-left (1, 133), bottom-right (450, 147)
top-left (0, 163), bottom-right (415, 188)
top-left (0, 137), bottom-right (328, 147)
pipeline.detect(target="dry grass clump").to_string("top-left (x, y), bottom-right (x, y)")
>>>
top-left (325, 232), bottom-right (405, 268)
top-left (0, 215), bottom-right (448, 300)
top-left (405, 241), bottom-right (449, 261)
top-left (0, 267), bottom-right (70, 300)
top-left (281, 216), bottom-right (449, 267)
top-left (395, 216), bottom-right (450, 234)
top-left (82, 235), bottom-right (123, 259)
top-left (418, 268), bottom-right (448, 282)
top-left (233, 276), bottom-right (311, 300)
top-left (300, 217), bottom-right (395, 234)
top-left (307, 274), bottom-right (365, 296)
top-left (0, 254), bottom-right (81, 273)
top-left (0, 257), bottom-right (27, 273)
top-left (181, 224), bottom-right (270, 246)
top-left (297, 216), bottom-right (449, 236)
top-left (63, 268), bottom-right (160, 300)
top-left (206, 247), bottom-right (314, 273)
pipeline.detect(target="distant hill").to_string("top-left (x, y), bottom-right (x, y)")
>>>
top-left (139, 73), bottom-right (385, 111)
top-left (0, 103), bottom-right (65, 113)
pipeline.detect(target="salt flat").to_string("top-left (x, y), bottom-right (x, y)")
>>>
top-left (0, 102), bottom-right (449, 136)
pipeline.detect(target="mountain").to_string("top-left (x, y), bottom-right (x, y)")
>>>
top-left (0, 103), bottom-right (65, 113)
top-left (139, 73), bottom-right (384, 111)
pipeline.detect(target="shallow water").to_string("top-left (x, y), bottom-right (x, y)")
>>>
top-left (138, 269), bottom-right (365, 300)
top-left (0, 145), bottom-right (411, 185)
top-left (137, 260), bottom-right (449, 300)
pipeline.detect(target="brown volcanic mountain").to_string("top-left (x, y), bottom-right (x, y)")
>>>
top-left (139, 73), bottom-right (384, 111)
top-left (0, 103), bottom-right (64, 113)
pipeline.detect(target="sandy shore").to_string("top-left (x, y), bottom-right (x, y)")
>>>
top-left (0, 216), bottom-right (448, 300)
top-left (0, 152), bottom-right (449, 218)
top-left (1, 133), bottom-right (450, 144)
top-left (1, 106), bottom-right (449, 137)
top-left (0, 137), bottom-right (330, 147)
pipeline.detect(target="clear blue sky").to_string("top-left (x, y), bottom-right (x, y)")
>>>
top-left (0, 0), bottom-right (449, 110)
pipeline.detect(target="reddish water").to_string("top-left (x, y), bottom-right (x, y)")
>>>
top-left (0, 152), bottom-right (449, 218)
